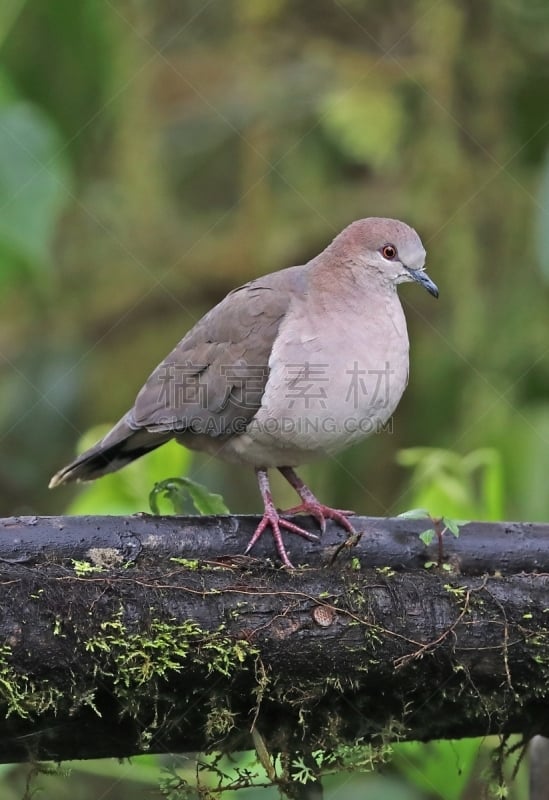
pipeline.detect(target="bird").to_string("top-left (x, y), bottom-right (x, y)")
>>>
top-left (50, 217), bottom-right (438, 568)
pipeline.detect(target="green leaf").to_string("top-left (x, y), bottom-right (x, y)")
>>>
top-left (419, 529), bottom-right (435, 545)
top-left (397, 508), bottom-right (431, 520)
top-left (443, 517), bottom-right (462, 537)
top-left (150, 477), bottom-right (229, 516)
top-left (184, 478), bottom-right (230, 515)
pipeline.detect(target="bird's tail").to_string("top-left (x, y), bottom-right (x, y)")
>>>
top-left (49, 416), bottom-right (170, 488)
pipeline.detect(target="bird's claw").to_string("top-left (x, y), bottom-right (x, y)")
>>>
top-left (245, 510), bottom-right (319, 568)
top-left (281, 502), bottom-right (356, 537)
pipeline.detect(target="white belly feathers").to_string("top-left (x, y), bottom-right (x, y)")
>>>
top-left (224, 293), bottom-right (410, 467)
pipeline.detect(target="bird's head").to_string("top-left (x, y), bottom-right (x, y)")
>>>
top-left (332, 217), bottom-right (439, 298)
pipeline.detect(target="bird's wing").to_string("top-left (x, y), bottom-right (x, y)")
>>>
top-left (129, 265), bottom-right (307, 437)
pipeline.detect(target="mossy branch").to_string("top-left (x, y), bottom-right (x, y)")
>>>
top-left (1, 514), bottom-right (549, 764)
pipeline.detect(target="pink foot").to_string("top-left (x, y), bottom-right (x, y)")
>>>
top-left (245, 508), bottom-right (319, 569)
top-left (250, 468), bottom-right (321, 568)
top-left (281, 501), bottom-right (356, 536)
top-left (278, 466), bottom-right (357, 536)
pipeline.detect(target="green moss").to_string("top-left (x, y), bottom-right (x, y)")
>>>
top-left (1, 600), bottom-right (261, 745)
top-left (83, 613), bottom-right (260, 691)
top-left (71, 558), bottom-right (105, 576)
top-left (0, 643), bottom-right (63, 718)
top-left (205, 700), bottom-right (237, 739)
top-left (76, 612), bottom-right (262, 747)
top-left (375, 566), bottom-right (396, 578)
top-left (169, 557), bottom-right (201, 570)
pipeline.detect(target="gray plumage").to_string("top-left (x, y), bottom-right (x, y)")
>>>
top-left (49, 265), bottom-right (302, 486)
top-left (50, 217), bottom-right (438, 568)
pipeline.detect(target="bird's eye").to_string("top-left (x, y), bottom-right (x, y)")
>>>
top-left (382, 244), bottom-right (397, 260)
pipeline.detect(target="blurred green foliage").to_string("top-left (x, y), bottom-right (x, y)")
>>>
top-left (397, 446), bottom-right (504, 520)
top-left (1, 0), bottom-right (548, 797)
top-left (65, 425), bottom-right (191, 514)
top-left (64, 425), bottom-right (229, 514)
top-left (1, 0), bottom-right (549, 523)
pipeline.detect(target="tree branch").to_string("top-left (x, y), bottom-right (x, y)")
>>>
top-left (1, 514), bottom-right (549, 764)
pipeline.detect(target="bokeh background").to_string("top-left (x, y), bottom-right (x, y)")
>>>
top-left (1, 0), bottom-right (549, 797)
top-left (3, 0), bottom-right (549, 522)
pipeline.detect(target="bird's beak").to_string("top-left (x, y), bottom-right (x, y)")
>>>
top-left (406, 267), bottom-right (439, 298)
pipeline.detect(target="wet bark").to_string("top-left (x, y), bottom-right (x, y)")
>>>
top-left (1, 514), bottom-right (549, 764)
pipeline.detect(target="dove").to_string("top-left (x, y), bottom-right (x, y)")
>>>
top-left (50, 217), bottom-right (438, 567)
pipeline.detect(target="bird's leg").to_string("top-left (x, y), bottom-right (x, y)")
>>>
top-left (245, 468), bottom-right (319, 568)
top-left (278, 466), bottom-right (356, 535)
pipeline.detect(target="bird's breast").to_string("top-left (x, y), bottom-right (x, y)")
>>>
top-left (224, 295), bottom-right (410, 467)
